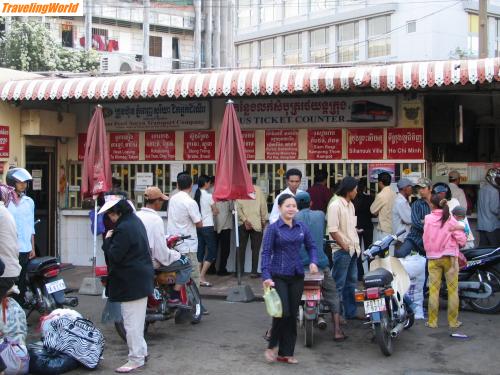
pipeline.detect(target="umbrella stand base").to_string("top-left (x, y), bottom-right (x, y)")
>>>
top-left (79, 277), bottom-right (104, 296)
top-left (226, 284), bottom-right (255, 303)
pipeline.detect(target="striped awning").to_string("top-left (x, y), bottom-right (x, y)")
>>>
top-left (1, 58), bottom-right (499, 101)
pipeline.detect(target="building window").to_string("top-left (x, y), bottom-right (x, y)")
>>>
top-left (61, 24), bottom-right (74, 47)
top-left (92, 27), bottom-right (108, 38)
top-left (367, 15), bottom-right (391, 58)
top-left (237, 43), bottom-right (252, 67)
top-left (311, 0), bottom-right (332, 12)
top-left (172, 37), bottom-right (180, 69)
top-left (149, 35), bottom-right (162, 57)
top-left (310, 28), bottom-right (329, 63)
top-left (496, 18), bottom-right (500, 57)
top-left (238, 0), bottom-right (252, 29)
top-left (337, 21), bottom-right (359, 63)
top-left (260, 0), bottom-right (281, 24)
top-left (468, 13), bottom-right (479, 56)
top-left (284, 0), bottom-right (308, 19)
top-left (284, 33), bottom-right (301, 65)
top-left (260, 38), bottom-right (275, 67)
top-left (407, 20), bottom-right (416, 33)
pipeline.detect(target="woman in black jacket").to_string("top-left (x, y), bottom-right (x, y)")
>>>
top-left (100, 195), bottom-right (154, 373)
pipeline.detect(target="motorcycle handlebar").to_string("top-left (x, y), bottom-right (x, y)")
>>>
top-left (363, 230), bottom-right (406, 259)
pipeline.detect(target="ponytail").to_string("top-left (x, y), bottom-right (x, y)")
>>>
top-left (430, 194), bottom-right (450, 227)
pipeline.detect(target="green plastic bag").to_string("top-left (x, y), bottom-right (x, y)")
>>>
top-left (263, 286), bottom-right (282, 318)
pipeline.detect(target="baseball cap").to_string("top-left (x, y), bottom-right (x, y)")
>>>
top-left (144, 186), bottom-right (168, 201)
top-left (432, 183), bottom-right (449, 194)
top-left (415, 177), bottom-right (432, 188)
top-left (448, 170), bottom-right (460, 181)
top-left (397, 178), bottom-right (414, 190)
top-left (295, 191), bottom-right (311, 204)
top-left (451, 205), bottom-right (467, 217)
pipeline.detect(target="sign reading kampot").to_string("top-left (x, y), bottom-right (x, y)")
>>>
top-left (234, 96), bottom-right (396, 129)
top-left (99, 101), bottom-right (210, 132)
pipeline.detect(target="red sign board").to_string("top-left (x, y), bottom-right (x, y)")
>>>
top-left (347, 128), bottom-right (384, 159)
top-left (110, 132), bottom-right (139, 161)
top-left (183, 131), bottom-right (215, 160)
top-left (145, 131), bottom-right (175, 161)
top-left (387, 128), bottom-right (424, 160)
top-left (0, 126), bottom-right (9, 158)
top-left (242, 130), bottom-right (255, 160)
top-left (265, 130), bottom-right (299, 160)
top-left (307, 129), bottom-right (342, 160)
top-left (78, 133), bottom-right (87, 161)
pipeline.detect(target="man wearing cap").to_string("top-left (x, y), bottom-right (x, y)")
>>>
top-left (136, 187), bottom-right (192, 302)
top-left (327, 176), bottom-right (361, 320)
top-left (448, 171), bottom-right (467, 210)
top-left (392, 178), bottom-right (414, 245)
top-left (370, 172), bottom-right (396, 243)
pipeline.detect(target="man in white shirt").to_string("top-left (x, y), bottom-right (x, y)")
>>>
top-left (392, 178), bottom-right (414, 245)
top-left (448, 170), bottom-right (467, 210)
top-left (167, 175), bottom-right (202, 287)
top-left (136, 186), bottom-right (192, 303)
top-left (269, 168), bottom-right (304, 224)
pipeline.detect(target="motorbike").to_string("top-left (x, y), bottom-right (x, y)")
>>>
top-left (356, 230), bottom-right (414, 356)
top-left (298, 272), bottom-right (326, 348)
top-left (24, 256), bottom-right (79, 317)
top-left (98, 235), bottom-right (203, 342)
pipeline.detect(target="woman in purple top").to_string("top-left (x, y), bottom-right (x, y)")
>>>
top-left (262, 194), bottom-right (318, 364)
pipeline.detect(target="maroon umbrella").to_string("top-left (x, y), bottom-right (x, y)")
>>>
top-left (81, 105), bottom-right (111, 271)
top-left (213, 101), bottom-right (254, 293)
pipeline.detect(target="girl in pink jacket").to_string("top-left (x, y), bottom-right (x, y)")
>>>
top-left (423, 194), bottom-right (467, 329)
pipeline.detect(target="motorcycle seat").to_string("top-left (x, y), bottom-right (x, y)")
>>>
top-left (363, 268), bottom-right (393, 287)
top-left (27, 256), bottom-right (58, 273)
top-left (461, 247), bottom-right (499, 260)
top-left (156, 263), bottom-right (191, 274)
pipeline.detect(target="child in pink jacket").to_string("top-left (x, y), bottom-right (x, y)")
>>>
top-left (423, 194), bottom-right (467, 329)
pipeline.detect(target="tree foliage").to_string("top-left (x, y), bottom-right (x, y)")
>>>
top-left (0, 20), bottom-right (100, 72)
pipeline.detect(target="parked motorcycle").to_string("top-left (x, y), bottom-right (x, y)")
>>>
top-left (356, 230), bottom-right (413, 356)
top-left (298, 272), bottom-right (325, 347)
top-left (98, 235), bottom-right (203, 342)
top-left (24, 256), bottom-right (79, 317)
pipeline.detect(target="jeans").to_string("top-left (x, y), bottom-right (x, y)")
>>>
top-left (197, 226), bottom-right (218, 263)
top-left (332, 250), bottom-right (358, 319)
top-left (121, 297), bottom-right (148, 365)
top-left (217, 229), bottom-right (231, 273)
top-left (238, 226), bottom-right (263, 274)
top-left (478, 229), bottom-right (500, 247)
top-left (14, 252), bottom-right (30, 305)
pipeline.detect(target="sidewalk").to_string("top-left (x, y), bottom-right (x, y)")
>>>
top-left (62, 266), bottom-right (264, 300)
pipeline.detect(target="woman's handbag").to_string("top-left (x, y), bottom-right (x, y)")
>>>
top-left (43, 317), bottom-right (104, 369)
top-left (263, 286), bottom-right (282, 318)
top-left (0, 338), bottom-right (29, 375)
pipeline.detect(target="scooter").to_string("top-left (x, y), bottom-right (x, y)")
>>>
top-left (298, 272), bottom-right (325, 348)
top-left (24, 256), bottom-right (79, 317)
top-left (98, 235), bottom-right (203, 342)
top-left (356, 230), bottom-right (414, 356)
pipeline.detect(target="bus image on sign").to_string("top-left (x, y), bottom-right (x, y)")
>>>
top-left (351, 100), bottom-right (393, 122)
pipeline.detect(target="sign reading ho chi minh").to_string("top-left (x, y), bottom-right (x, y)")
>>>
top-left (0, 125), bottom-right (9, 158)
top-left (98, 101), bottom-right (210, 131)
top-left (234, 96), bottom-right (397, 129)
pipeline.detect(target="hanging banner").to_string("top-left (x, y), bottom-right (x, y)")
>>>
top-left (387, 128), bottom-right (424, 160)
top-left (78, 133), bottom-right (87, 161)
top-left (109, 132), bottom-right (139, 161)
top-left (99, 101), bottom-right (210, 131)
top-left (183, 131), bottom-right (215, 160)
top-left (347, 128), bottom-right (384, 160)
top-left (145, 131), bottom-right (175, 161)
top-left (241, 130), bottom-right (255, 160)
top-left (234, 96), bottom-right (396, 129)
top-left (265, 130), bottom-right (298, 160)
top-left (307, 129), bottom-right (342, 160)
top-left (0, 126), bottom-right (9, 158)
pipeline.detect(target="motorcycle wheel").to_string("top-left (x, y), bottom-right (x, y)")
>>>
top-left (374, 311), bottom-right (393, 356)
top-left (468, 268), bottom-right (500, 314)
top-left (114, 321), bottom-right (150, 343)
top-left (304, 319), bottom-right (314, 348)
top-left (403, 300), bottom-right (415, 330)
top-left (186, 280), bottom-right (202, 324)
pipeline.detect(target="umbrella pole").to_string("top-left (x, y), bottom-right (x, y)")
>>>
top-left (233, 201), bottom-right (242, 286)
top-left (92, 197), bottom-right (97, 274)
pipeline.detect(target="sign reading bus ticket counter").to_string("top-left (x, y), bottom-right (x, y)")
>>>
top-left (265, 130), bottom-right (298, 160)
top-left (307, 129), bottom-right (342, 160)
top-left (110, 132), bottom-right (139, 161)
top-left (184, 131), bottom-right (215, 160)
top-left (387, 128), bottom-right (424, 159)
top-left (0, 126), bottom-right (9, 158)
top-left (145, 132), bottom-right (175, 160)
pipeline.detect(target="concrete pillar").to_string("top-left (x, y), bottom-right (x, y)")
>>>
top-left (194, 0), bottom-right (202, 69)
top-left (220, 0), bottom-right (228, 67)
top-left (85, 0), bottom-right (93, 51)
top-left (143, 0), bottom-right (150, 71)
top-left (204, 0), bottom-right (213, 68)
top-left (213, 1), bottom-right (221, 67)
top-left (358, 19), bottom-right (367, 61)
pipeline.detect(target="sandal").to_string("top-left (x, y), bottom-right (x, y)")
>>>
top-left (449, 321), bottom-right (463, 329)
top-left (277, 356), bottom-right (298, 364)
top-left (333, 335), bottom-right (348, 342)
top-left (200, 281), bottom-right (213, 287)
top-left (425, 322), bottom-right (437, 328)
top-left (264, 348), bottom-right (277, 363)
top-left (115, 362), bottom-right (145, 373)
top-left (263, 329), bottom-right (271, 342)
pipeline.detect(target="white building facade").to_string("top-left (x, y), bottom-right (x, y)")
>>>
top-left (234, 0), bottom-right (500, 68)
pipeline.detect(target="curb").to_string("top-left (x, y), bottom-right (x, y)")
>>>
top-left (201, 293), bottom-right (264, 302)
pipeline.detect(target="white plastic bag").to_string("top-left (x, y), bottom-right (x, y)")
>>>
top-left (263, 286), bottom-right (282, 318)
top-left (400, 255), bottom-right (426, 319)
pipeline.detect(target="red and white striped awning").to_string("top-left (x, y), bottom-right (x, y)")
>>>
top-left (1, 58), bottom-right (499, 101)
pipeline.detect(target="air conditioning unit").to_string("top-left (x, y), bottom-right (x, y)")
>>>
top-left (100, 53), bottom-right (143, 73)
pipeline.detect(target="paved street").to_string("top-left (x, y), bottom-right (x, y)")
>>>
top-left (26, 270), bottom-right (499, 375)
